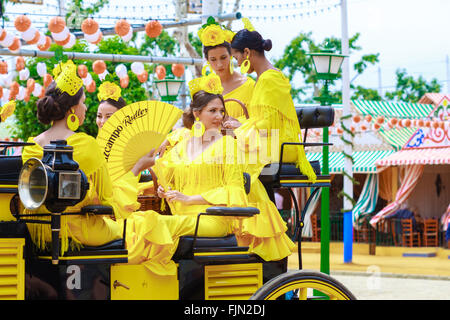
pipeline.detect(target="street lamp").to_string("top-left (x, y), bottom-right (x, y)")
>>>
top-left (308, 50), bottom-right (346, 106)
top-left (308, 49), bottom-right (347, 276)
top-left (154, 76), bottom-right (184, 102)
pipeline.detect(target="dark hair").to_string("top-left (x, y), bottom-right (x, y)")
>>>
top-left (182, 91), bottom-right (225, 129)
top-left (203, 42), bottom-right (232, 59)
top-left (36, 81), bottom-right (84, 125)
top-left (230, 29), bottom-right (272, 54)
top-left (99, 97), bottom-right (127, 110)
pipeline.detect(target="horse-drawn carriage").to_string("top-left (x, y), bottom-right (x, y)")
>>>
top-left (0, 106), bottom-right (355, 300)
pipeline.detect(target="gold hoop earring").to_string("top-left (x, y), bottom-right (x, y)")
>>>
top-left (202, 62), bottom-right (213, 76)
top-left (240, 57), bottom-right (250, 74)
top-left (192, 117), bottom-right (205, 137)
top-left (229, 60), bottom-right (234, 75)
top-left (67, 109), bottom-right (79, 131)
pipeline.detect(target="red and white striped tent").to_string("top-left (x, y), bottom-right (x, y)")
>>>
top-left (370, 97), bottom-right (450, 227)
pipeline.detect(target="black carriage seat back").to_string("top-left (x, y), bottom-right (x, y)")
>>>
top-left (0, 155), bottom-right (22, 188)
top-left (296, 105), bottom-right (335, 129)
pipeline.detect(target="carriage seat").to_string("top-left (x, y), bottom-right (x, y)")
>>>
top-left (0, 155), bottom-right (22, 192)
top-left (172, 206), bottom-right (260, 262)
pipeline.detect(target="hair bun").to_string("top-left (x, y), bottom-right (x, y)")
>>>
top-left (262, 39), bottom-right (272, 51)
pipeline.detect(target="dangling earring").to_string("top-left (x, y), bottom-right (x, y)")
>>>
top-left (67, 109), bottom-right (79, 131)
top-left (229, 59), bottom-right (234, 75)
top-left (202, 62), bottom-right (213, 76)
top-left (192, 117), bottom-right (205, 137)
top-left (240, 57), bottom-right (250, 74)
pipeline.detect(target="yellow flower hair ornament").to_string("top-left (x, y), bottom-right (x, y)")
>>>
top-left (197, 16), bottom-right (235, 47)
top-left (52, 60), bottom-right (83, 96)
top-left (242, 17), bottom-right (255, 32)
top-left (98, 81), bottom-right (121, 101)
top-left (188, 73), bottom-right (223, 98)
top-left (0, 100), bottom-right (15, 122)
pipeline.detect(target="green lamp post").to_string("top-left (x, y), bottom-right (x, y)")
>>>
top-left (154, 76), bottom-right (185, 102)
top-left (308, 49), bottom-right (346, 276)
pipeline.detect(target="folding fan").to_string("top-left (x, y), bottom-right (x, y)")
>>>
top-left (96, 100), bottom-right (183, 182)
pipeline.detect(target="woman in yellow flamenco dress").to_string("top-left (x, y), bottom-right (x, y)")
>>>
top-left (125, 73), bottom-right (248, 275)
top-left (219, 20), bottom-right (318, 261)
top-left (158, 18), bottom-right (255, 155)
top-left (21, 61), bottom-right (156, 253)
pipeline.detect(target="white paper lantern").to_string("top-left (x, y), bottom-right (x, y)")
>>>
top-left (98, 69), bottom-right (109, 81)
top-left (21, 27), bottom-right (38, 42)
top-left (19, 68), bottom-right (30, 81)
top-left (121, 27), bottom-right (133, 42)
top-left (36, 33), bottom-right (47, 46)
top-left (2, 88), bottom-right (9, 102)
top-left (0, 33), bottom-right (15, 48)
top-left (115, 64), bottom-right (128, 78)
top-left (52, 27), bottom-right (69, 41)
top-left (84, 29), bottom-right (101, 43)
top-left (32, 82), bottom-right (42, 97)
top-left (36, 62), bottom-right (47, 77)
top-left (63, 33), bottom-right (76, 49)
top-left (17, 86), bottom-right (25, 100)
top-left (131, 62), bottom-right (144, 75)
top-left (3, 73), bottom-right (14, 87)
top-left (82, 72), bottom-right (93, 86)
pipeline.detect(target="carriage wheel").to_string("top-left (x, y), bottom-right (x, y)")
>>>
top-left (250, 270), bottom-right (356, 300)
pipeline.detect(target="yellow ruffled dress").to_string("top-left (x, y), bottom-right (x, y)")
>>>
top-left (127, 134), bottom-right (248, 276)
top-left (224, 76), bottom-right (255, 122)
top-left (233, 69), bottom-right (317, 261)
top-left (22, 132), bottom-right (139, 253)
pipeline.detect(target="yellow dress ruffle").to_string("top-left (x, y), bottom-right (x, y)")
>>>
top-left (224, 77), bottom-right (255, 122)
top-left (232, 69), bottom-right (316, 261)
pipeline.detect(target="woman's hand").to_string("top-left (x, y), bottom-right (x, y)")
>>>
top-left (132, 148), bottom-right (156, 176)
top-left (165, 190), bottom-right (191, 203)
top-left (156, 139), bottom-right (170, 157)
top-left (157, 185), bottom-right (167, 198)
top-left (222, 118), bottom-right (242, 129)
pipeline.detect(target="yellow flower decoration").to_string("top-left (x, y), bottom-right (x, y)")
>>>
top-left (188, 73), bottom-right (223, 98)
top-left (198, 24), bottom-right (225, 47)
top-left (223, 29), bottom-right (236, 43)
top-left (52, 60), bottom-right (83, 96)
top-left (98, 81), bottom-right (121, 102)
top-left (0, 101), bottom-right (16, 122)
top-left (242, 17), bottom-right (255, 32)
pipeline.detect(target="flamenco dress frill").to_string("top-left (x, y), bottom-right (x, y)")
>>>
top-left (125, 134), bottom-right (248, 276)
top-left (232, 69), bottom-right (317, 262)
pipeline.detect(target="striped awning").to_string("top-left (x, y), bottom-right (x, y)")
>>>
top-left (306, 150), bottom-right (395, 174)
top-left (376, 147), bottom-right (450, 167)
top-left (351, 100), bottom-right (435, 118)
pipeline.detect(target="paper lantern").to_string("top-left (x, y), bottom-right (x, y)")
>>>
top-left (115, 19), bottom-right (130, 37)
top-left (26, 78), bottom-right (35, 92)
top-left (19, 68), bottom-right (30, 81)
top-left (36, 62), bottom-right (47, 77)
top-left (0, 61), bottom-right (7, 74)
top-left (155, 65), bottom-right (166, 80)
top-left (171, 64), bottom-right (185, 77)
top-left (115, 64), bottom-right (128, 78)
top-left (360, 124), bottom-right (367, 131)
top-left (376, 116), bottom-right (385, 124)
top-left (55, 33), bottom-right (72, 46)
top-left (120, 75), bottom-right (129, 89)
top-left (0, 33), bottom-right (15, 48)
top-left (121, 27), bottom-right (133, 42)
top-left (24, 91), bottom-right (30, 102)
top-left (92, 60), bottom-right (107, 75)
top-left (26, 30), bottom-right (40, 45)
top-left (389, 118), bottom-right (398, 126)
top-left (92, 32), bottom-right (103, 45)
top-left (0, 29), bottom-right (6, 42)
top-left (145, 20), bottom-right (162, 38)
top-left (352, 114), bottom-right (361, 123)
top-left (86, 80), bottom-right (96, 93)
top-left (417, 119), bottom-right (424, 127)
top-left (43, 73), bottom-right (53, 88)
top-left (98, 70), bottom-right (109, 81)
top-left (425, 120), bottom-right (431, 128)
top-left (0, 86), bottom-right (3, 99)
top-left (432, 120), bottom-right (440, 129)
top-left (403, 119), bottom-right (411, 128)
top-left (10, 81), bottom-right (20, 96)
top-left (52, 27), bottom-right (69, 42)
top-left (48, 16), bottom-right (66, 33)
top-left (81, 18), bottom-right (99, 35)
top-left (32, 82), bottom-right (41, 97)
top-left (62, 33), bottom-right (76, 49)
top-left (77, 64), bottom-right (88, 78)
top-left (17, 86), bottom-right (25, 100)
top-left (82, 73), bottom-right (93, 86)
top-left (21, 27), bottom-right (38, 42)
top-left (39, 86), bottom-right (45, 98)
top-left (365, 115), bottom-right (372, 122)
top-left (350, 125), bottom-right (356, 133)
top-left (14, 15), bottom-right (32, 32)
top-left (336, 127), bottom-right (344, 135)
top-left (439, 121), bottom-right (445, 130)
top-left (137, 70), bottom-right (148, 83)
top-left (8, 37), bottom-right (21, 52)
top-left (131, 62), bottom-right (145, 75)
top-left (16, 56), bottom-right (25, 71)
top-left (373, 123), bottom-right (381, 130)
top-left (37, 36), bottom-right (51, 51)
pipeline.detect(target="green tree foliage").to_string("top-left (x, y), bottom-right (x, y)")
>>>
top-left (12, 32), bottom-right (177, 141)
top-left (384, 68), bottom-right (441, 103)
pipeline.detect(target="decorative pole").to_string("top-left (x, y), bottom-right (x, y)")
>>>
top-left (340, 0), bottom-right (354, 264)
